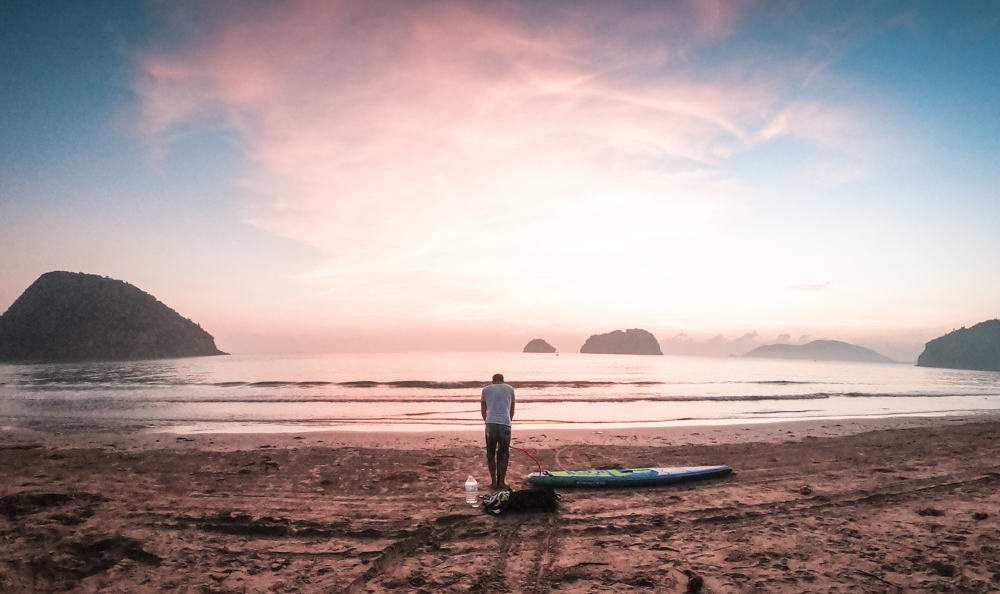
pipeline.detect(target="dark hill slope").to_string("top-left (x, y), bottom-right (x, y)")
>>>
top-left (523, 338), bottom-right (557, 353)
top-left (744, 340), bottom-right (894, 363)
top-left (917, 319), bottom-right (1000, 372)
top-left (0, 271), bottom-right (226, 362)
top-left (580, 329), bottom-right (662, 355)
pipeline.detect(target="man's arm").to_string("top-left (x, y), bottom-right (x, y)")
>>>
top-left (509, 400), bottom-right (515, 421)
top-left (481, 400), bottom-right (488, 421)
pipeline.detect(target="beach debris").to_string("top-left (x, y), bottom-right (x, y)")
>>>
top-left (917, 507), bottom-right (945, 517)
top-left (798, 485), bottom-right (813, 495)
top-left (973, 512), bottom-right (989, 520)
top-left (683, 569), bottom-right (704, 592)
top-left (270, 559), bottom-right (290, 571)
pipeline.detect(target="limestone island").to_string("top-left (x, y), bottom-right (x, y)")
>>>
top-left (0, 271), bottom-right (227, 362)
top-left (917, 319), bottom-right (1000, 372)
top-left (580, 328), bottom-right (662, 355)
top-left (523, 338), bottom-right (557, 353)
top-left (743, 340), bottom-right (894, 363)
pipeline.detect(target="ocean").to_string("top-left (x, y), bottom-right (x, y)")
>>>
top-left (1, 352), bottom-right (999, 434)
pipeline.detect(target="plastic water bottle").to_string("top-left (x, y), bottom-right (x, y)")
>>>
top-left (464, 475), bottom-right (479, 507)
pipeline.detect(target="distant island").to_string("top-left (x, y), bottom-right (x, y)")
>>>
top-left (743, 340), bottom-right (894, 363)
top-left (0, 271), bottom-right (226, 362)
top-left (580, 328), bottom-right (662, 355)
top-left (523, 338), bottom-right (557, 353)
top-left (917, 319), bottom-right (1000, 372)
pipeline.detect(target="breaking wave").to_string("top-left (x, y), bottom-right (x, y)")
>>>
top-left (11, 391), bottom-right (1000, 405)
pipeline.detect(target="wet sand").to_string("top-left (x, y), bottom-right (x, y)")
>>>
top-left (1, 415), bottom-right (998, 592)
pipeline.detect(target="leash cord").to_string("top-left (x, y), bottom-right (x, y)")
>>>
top-left (511, 445), bottom-right (543, 474)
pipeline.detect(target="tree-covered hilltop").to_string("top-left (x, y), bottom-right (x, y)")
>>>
top-left (917, 320), bottom-right (1000, 372)
top-left (580, 328), bottom-right (663, 355)
top-left (523, 338), bottom-right (557, 353)
top-left (0, 271), bottom-right (226, 362)
top-left (743, 340), bottom-right (894, 363)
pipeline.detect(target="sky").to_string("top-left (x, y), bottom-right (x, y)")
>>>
top-left (2, 0), bottom-right (998, 360)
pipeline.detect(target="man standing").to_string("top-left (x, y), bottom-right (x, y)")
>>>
top-left (481, 373), bottom-right (515, 491)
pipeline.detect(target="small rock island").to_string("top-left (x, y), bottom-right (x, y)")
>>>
top-left (917, 319), bottom-right (1000, 372)
top-left (0, 271), bottom-right (227, 362)
top-left (580, 328), bottom-right (662, 355)
top-left (743, 340), bottom-right (893, 363)
top-left (523, 338), bottom-right (557, 353)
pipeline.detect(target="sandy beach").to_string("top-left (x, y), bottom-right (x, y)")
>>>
top-left (2, 415), bottom-right (998, 592)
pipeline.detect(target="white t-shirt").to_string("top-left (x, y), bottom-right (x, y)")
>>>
top-left (481, 383), bottom-right (515, 426)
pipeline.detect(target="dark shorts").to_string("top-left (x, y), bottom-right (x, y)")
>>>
top-left (485, 423), bottom-right (511, 453)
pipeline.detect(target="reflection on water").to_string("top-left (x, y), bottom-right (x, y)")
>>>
top-left (1, 352), bottom-right (998, 433)
top-left (10, 360), bottom-right (204, 388)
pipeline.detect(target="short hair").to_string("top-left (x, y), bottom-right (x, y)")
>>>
top-left (492, 373), bottom-right (504, 383)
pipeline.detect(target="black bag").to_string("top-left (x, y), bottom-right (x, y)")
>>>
top-left (481, 487), bottom-right (559, 516)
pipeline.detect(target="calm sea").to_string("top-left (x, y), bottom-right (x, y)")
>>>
top-left (1, 352), bottom-right (999, 434)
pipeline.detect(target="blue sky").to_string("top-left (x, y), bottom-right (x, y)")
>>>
top-left (2, 1), bottom-right (998, 359)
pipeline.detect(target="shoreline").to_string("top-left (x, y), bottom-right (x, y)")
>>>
top-left (3, 410), bottom-right (998, 452)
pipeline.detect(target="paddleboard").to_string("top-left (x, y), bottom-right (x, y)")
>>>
top-left (527, 465), bottom-right (731, 487)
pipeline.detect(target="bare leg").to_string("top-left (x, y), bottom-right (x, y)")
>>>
top-left (497, 448), bottom-right (509, 489)
top-left (486, 438), bottom-right (498, 489)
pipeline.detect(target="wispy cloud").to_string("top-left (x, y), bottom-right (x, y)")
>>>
top-left (131, 1), bottom-right (880, 325)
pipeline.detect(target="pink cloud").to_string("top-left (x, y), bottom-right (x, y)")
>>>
top-left (131, 1), bottom-right (881, 327)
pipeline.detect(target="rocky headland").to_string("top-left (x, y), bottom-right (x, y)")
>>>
top-left (579, 328), bottom-right (662, 355)
top-left (523, 338), bottom-right (557, 353)
top-left (0, 271), bottom-right (226, 362)
top-left (917, 319), bottom-right (1000, 372)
